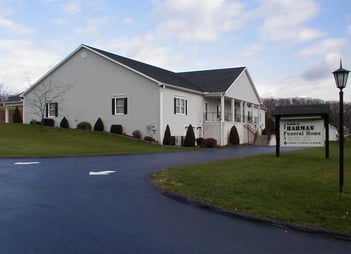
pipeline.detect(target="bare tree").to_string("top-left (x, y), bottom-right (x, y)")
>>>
top-left (262, 97), bottom-right (351, 132)
top-left (26, 79), bottom-right (69, 121)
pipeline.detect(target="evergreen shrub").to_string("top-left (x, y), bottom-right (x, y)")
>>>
top-left (60, 117), bottom-right (69, 129)
top-left (13, 106), bottom-right (22, 123)
top-left (183, 124), bottom-right (195, 147)
top-left (229, 125), bottom-right (240, 145)
top-left (94, 117), bottom-right (104, 132)
top-left (163, 125), bottom-right (172, 145)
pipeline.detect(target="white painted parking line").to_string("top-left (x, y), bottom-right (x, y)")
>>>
top-left (14, 162), bottom-right (40, 165)
top-left (89, 170), bottom-right (116, 176)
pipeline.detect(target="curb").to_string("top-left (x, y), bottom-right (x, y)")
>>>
top-left (162, 191), bottom-right (351, 241)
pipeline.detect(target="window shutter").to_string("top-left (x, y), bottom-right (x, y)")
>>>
top-left (55, 103), bottom-right (58, 117)
top-left (174, 98), bottom-right (176, 114)
top-left (124, 98), bottom-right (128, 114)
top-left (45, 103), bottom-right (48, 118)
top-left (112, 98), bottom-right (115, 115)
top-left (185, 100), bottom-right (188, 115)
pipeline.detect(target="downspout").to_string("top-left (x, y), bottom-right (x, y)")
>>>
top-left (159, 83), bottom-right (165, 144)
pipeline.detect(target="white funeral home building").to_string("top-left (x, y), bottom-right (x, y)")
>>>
top-left (23, 44), bottom-right (266, 146)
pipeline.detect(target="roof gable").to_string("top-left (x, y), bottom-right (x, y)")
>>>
top-left (225, 69), bottom-right (261, 104)
top-left (177, 67), bottom-right (245, 93)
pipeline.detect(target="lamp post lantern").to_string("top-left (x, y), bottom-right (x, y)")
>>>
top-left (333, 60), bottom-right (349, 193)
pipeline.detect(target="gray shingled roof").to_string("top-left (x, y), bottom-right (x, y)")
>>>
top-left (85, 45), bottom-right (245, 93)
top-left (178, 67), bottom-right (245, 93)
top-left (4, 94), bottom-right (23, 105)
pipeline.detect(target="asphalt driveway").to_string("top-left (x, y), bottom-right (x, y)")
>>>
top-left (0, 146), bottom-right (350, 254)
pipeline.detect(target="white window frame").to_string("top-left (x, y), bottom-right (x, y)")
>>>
top-left (112, 96), bottom-right (128, 115)
top-left (46, 102), bottom-right (58, 118)
top-left (175, 97), bottom-right (187, 115)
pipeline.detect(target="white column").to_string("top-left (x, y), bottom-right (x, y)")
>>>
top-left (220, 95), bottom-right (225, 122)
top-left (5, 105), bottom-right (9, 123)
top-left (220, 95), bottom-right (225, 145)
top-left (239, 101), bottom-right (242, 122)
top-left (231, 98), bottom-right (235, 123)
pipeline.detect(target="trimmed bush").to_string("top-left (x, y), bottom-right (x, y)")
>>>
top-left (13, 106), bottom-right (22, 123)
top-left (30, 119), bottom-right (42, 126)
top-left (110, 124), bottom-right (123, 135)
top-left (196, 138), bottom-right (204, 146)
top-left (42, 118), bottom-right (55, 127)
top-left (229, 125), bottom-right (240, 145)
top-left (170, 136), bottom-right (176, 146)
top-left (203, 138), bottom-right (217, 148)
top-left (144, 136), bottom-right (156, 142)
top-left (94, 117), bottom-right (104, 132)
top-left (262, 128), bottom-right (268, 135)
top-left (183, 124), bottom-right (195, 147)
top-left (60, 117), bottom-right (69, 129)
top-left (132, 130), bottom-right (142, 139)
top-left (77, 121), bottom-right (92, 130)
top-left (163, 125), bottom-right (172, 145)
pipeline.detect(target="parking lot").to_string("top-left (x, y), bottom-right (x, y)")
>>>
top-left (1, 147), bottom-right (350, 254)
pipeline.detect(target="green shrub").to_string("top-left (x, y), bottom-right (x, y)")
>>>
top-left (163, 125), bottom-right (172, 145)
top-left (30, 119), bottom-right (41, 126)
top-left (132, 130), bottom-right (142, 139)
top-left (60, 117), bottom-right (69, 129)
top-left (144, 136), bottom-right (156, 142)
top-left (77, 121), bottom-right (92, 130)
top-left (229, 125), bottom-right (240, 145)
top-left (110, 124), bottom-right (123, 134)
top-left (94, 117), bottom-right (104, 132)
top-left (203, 138), bottom-right (217, 148)
top-left (42, 118), bottom-right (55, 127)
top-left (196, 138), bottom-right (204, 146)
top-left (262, 128), bottom-right (268, 135)
top-left (183, 124), bottom-right (195, 147)
top-left (13, 106), bottom-right (22, 123)
top-left (170, 136), bottom-right (176, 146)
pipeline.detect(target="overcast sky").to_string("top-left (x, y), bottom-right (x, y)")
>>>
top-left (1, 0), bottom-right (351, 101)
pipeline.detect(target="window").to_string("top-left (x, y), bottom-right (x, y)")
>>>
top-left (174, 97), bottom-right (187, 115)
top-left (112, 97), bottom-right (128, 115)
top-left (46, 102), bottom-right (58, 118)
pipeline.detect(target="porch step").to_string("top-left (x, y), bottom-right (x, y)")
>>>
top-left (254, 135), bottom-right (269, 146)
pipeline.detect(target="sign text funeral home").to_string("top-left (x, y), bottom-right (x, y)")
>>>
top-left (281, 118), bottom-right (324, 147)
top-left (273, 104), bottom-right (330, 159)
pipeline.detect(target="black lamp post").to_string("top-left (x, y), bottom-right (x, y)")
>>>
top-left (333, 60), bottom-right (349, 193)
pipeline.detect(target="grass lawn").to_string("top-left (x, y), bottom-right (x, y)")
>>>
top-left (0, 123), bottom-right (187, 157)
top-left (152, 142), bottom-right (351, 233)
